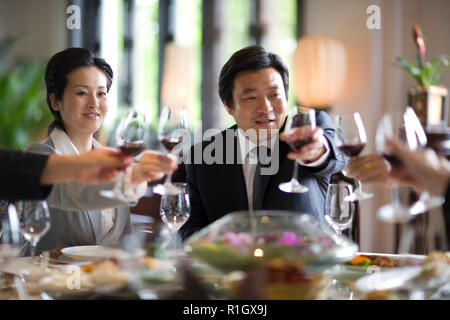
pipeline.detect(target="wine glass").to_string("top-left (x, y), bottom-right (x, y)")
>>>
top-left (100, 109), bottom-right (149, 200)
top-left (375, 113), bottom-right (413, 223)
top-left (15, 200), bottom-right (51, 263)
top-left (0, 203), bottom-right (21, 265)
top-left (159, 182), bottom-right (190, 257)
top-left (279, 106), bottom-right (316, 193)
top-left (335, 112), bottom-right (374, 201)
top-left (403, 107), bottom-right (445, 215)
top-left (324, 183), bottom-right (355, 235)
top-left (153, 106), bottom-right (189, 196)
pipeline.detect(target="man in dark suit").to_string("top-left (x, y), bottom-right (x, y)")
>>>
top-left (179, 45), bottom-right (347, 240)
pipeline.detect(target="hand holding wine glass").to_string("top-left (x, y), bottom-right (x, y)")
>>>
top-left (153, 106), bottom-right (189, 196)
top-left (100, 109), bottom-right (149, 200)
top-left (335, 112), bottom-right (374, 201)
top-left (279, 106), bottom-right (316, 193)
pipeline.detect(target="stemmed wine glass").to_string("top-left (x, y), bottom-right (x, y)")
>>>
top-left (0, 204), bottom-right (21, 265)
top-left (153, 106), bottom-right (189, 196)
top-left (279, 106), bottom-right (316, 193)
top-left (15, 200), bottom-right (51, 263)
top-left (375, 112), bottom-right (413, 223)
top-left (335, 112), bottom-right (374, 201)
top-left (403, 107), bottom-right (445, 215)
top-left (100, 109), bottom-right (149, 200)
top-left (159, 182), bottom-right (191, 256)
top-left (324, 183), bottom-right (355, 235)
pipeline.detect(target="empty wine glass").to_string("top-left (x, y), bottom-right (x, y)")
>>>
top-left (375, 113), bottom-right (412, 223)
top-left (159, 182), bottom-right (190, 256)
top-left (324, 183), bottom-right (355, 235)
top-left (279, 106), bottom-right (316, 193)
top-left (15, 200), bottom-right (51, 263)
top-left (335, 112), bottom-right (374, 201)
top-left (153, 106), bottom-right (189, 196)
top-left (0, 204), bottom-right (21, 265)
top-left (100, 109), bottom-right (149, 200)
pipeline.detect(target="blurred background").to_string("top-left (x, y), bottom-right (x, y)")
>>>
top-left (0, 0), bottom-right (449, 254)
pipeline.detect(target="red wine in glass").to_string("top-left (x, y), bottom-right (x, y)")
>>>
top-left (287, 113), bottom-right (315, 151)
top-left (119, 141), bottom-right (145, 157)
top-left (160, 136), bottom-right (183, 153)
top-left (382, 153), bottom-right (403, 168)
top-left (338, 143), bottom-right (365, 157)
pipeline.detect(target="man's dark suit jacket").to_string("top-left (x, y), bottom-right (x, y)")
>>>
top-left (0, 149), bottom-right (52, 201)
top-left (180, 111), bottom-right (348, 240)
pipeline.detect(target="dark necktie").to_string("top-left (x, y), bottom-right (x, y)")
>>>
top-left (252, 145), bottom-right (271, 211)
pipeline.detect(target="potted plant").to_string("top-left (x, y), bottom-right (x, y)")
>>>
top-left (0, 39), bottom-right (51, 150)
top-left (395, 24), bottom-right (450, 128)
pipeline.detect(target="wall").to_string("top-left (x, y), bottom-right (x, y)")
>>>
top-left (303, 0), bottom-right (450, 252)
top-left (0, 0), bottom-right (67, 62)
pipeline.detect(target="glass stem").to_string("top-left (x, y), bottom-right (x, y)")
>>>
top-left (291, 161), bottom-right (299, 182)
top-left (165, 173), bottom-right (173, 185)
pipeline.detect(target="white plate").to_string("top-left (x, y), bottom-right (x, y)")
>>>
top-left (61, 245), bottom-right (128, 260)
top-left (354, 266), bottom-right (422, 294)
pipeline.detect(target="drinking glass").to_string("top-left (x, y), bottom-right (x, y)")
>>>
top-left (279, 106), bottom-right (315, 193)
top-left (403, 107), bottom-right (445, 215)
top-left (15, 200), bottom-right (51, 262)
top-left (0, 204), bottom-right (21, 264)
top-left (375, 113), bottom-right (412, 223)
top-left (100, 109), bottom-right (149, 200)
top-left (324, 183), bottom-right (355, 235)
top-left (159, 182), bottom-right (190, 254)
top-left (335, 112), bottom-right (374, 201)
top-left (153, 106), bottom-right (189, 196)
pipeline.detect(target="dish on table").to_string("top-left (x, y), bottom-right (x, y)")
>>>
top-left (354, 251), bottom-right (450, 300)
top-left (39, 259), bottom-right (130, 299)
top-left (60, 245), bottom-right (133, 261)
top-left (343, 252), bottom-right (425, 272)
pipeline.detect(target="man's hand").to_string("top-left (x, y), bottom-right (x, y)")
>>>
top-left (280, 126), bottom-right (326, 163)
top-left (131, 151), bottom-right (179, 186)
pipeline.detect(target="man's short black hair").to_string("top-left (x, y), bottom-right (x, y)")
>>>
top-left (218, 45), bottom-right (289, 109)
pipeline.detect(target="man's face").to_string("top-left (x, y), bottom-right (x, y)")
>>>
top-left (225, 67), bottom-right (287, 142)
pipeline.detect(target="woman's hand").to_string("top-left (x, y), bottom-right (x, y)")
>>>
top-left (131, 151), bottom-right (178, 186)
top-left (346, 154), bottom-right (391, 185)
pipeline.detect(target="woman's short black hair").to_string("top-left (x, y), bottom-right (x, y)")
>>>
top-left (218, 45), bottom-right (289, 109)
top-left (44, 47), bottom-right (113, 135)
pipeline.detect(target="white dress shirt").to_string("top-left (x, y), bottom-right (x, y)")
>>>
top-left (50, 128), bottom-right (147, 236)
top-left (237, 128), bottom-right (330, 211)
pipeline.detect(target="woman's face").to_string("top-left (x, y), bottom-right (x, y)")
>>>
top-left (51, 66), bottom-right (109, 137)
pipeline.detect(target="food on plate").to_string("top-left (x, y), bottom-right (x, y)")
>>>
top-left (349, 255), bottom-right (410, 268)
top-left (39, 259), bottom-right (129, 291)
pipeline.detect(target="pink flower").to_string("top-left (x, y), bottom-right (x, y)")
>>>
top-left (278, 232), bottom-right (304, 246)
top-left (413, 24), bottom-right (426, 67)
top-left (223, 231), bottom-right (253, 245)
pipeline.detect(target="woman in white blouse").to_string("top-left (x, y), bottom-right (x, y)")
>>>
top-left (21, 48), bottom-right (177, 256)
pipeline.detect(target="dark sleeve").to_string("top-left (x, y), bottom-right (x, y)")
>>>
top-left (301, 110), bottom-right (348, 176)
top-left (0, 149), bottom-right (52, 201)
top-left (443, 181), bottom-right (450, 249)
top-left (179, 161), bottom-right (210, 242)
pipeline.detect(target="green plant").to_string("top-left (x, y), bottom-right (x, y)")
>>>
top-left (395, 24), bottom-right (450, 87)
top-left (0, 43), bottom-right (51, 150)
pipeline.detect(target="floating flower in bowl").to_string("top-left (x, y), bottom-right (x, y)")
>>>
top-left (184, 211), bottom-right (358, 274)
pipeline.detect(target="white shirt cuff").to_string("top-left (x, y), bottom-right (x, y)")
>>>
top-left (297, 135), bottom-right (330, 167)
top-left (122, 166), bottom-right (148, 203)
